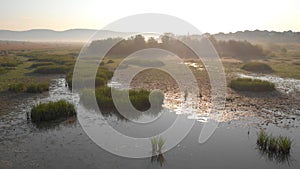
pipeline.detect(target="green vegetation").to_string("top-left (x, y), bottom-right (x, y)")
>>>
top-left (29, 62), bottom-right (55, 69)
top-left (229, 78), bottom-right (275, 92)
top-left (0, 57), bottom-right (22, 67)
top-left (30, 100), bottom-right (76, 122)
top-left (0, 67), bottom-right (8, 75)
top-left (8, 83), bottom-right (49, 93)
top-left (107, 60), bottom-right (114, 64)
top-left (150, 137), bottom-right (166, 166)
top-left (80, 86), bottom-right (164, 111)
top-left (123, 58), bottom-right (165, 67)
top-left (242, 62), bottom-right (273, 73)
top-left (33, 65), bottom-right (71, 74)
top-left (257, 130), bottom-right (292, 154)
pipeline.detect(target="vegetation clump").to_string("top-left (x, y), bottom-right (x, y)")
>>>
top-left (33, 65), bottom-right (70, 74)
top-left (8, 83), bottom-right (49, 93)
top-left (29, 62), bottom-right (55, 69)
top-left (30, 100), bottom-right (76, 122)
top-left (242, 62), bottom-right (273, 73)
top-left (229, 78), bottom-right (275, 92)
top-left (257, 130), bottom-right (292, 155)
top-left (80, 86), bottom-right (164, 111)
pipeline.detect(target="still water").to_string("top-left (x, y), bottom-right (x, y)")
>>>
top-left (0, 77), bottom-right (299, 169)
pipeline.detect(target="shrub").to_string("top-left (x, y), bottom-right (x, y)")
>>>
top-left (30, 100), bottom-right (76, 122)
top-left (229, 78), bottom-right (275, 92)
top-left (33, 65), bottom-right (70, 74)
top-left (242, 62), bottom-right (273, 73)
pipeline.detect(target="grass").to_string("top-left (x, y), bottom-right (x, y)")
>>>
top-left (257, 130), bottom-right (292, 154)
top-left (80, 86), bottom-right (164, 111)
top-left (29, 62), bottom-right (55, 69)
top-left (30, 100), bottom-right (76, 123)
top-left (229, 78), bottom-right (275, 92)
top-left (33, 65), bottom-right (71, 74)
top-left (123, 58), bottom-right (165, 67)
top-left (8, 83), bottom-right (49, 93)
top-left (242, 62), bottom-right (273, 73)
top-left (150, 137), bottom-right (166, 166)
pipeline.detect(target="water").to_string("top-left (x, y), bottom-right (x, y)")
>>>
top-left (0, 77), bottom-right (300, 169)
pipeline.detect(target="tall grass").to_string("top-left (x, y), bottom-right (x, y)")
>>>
top-left (8, 83), bottom-right (49, 93)
top-left (257, 130), bottom-right (292, 155)
top-left (150, 137), bottom-right (166, 166)
top-left (30, 100), bottom-right (76, 122)
top-left (80, 86), bottom-right (164, 112)
top-left (230, 78), bottom-right (275, 92)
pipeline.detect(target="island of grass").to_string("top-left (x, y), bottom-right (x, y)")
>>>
top-left (8, 83), bottom-right (49, 93)
top-left (30, 100), bottom-right (76, 123)
top-left (242, 62), bottom-right (273, 73)
top-left (257, 130), bottom-right (292, 154)
top-left (229, 78), bottom-right (275, 92)
top-left (80, 86), bottom-right (164, 112)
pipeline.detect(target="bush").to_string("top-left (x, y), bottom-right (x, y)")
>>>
top-left (229, 78), bottom-right (275, 92)
top-left (242, 62), bottom-right (273, 73)
top-left (8, 83), bottom-right (49, 93)
top-left (33, 65), bottom-right (70, 74)
top-left (30, 100), bottom-right (76, 122)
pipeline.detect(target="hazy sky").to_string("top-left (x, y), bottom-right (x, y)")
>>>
top-left (1, 0), bottom-right (299, 33)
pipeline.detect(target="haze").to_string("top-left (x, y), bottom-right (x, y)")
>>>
top-left (1, 0), bottom-right (299, 33)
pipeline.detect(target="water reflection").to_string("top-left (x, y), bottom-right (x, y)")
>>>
top-left (258, 148), bottom-right (291, 165)
top-left (151, 137), bottom-right (166, 167)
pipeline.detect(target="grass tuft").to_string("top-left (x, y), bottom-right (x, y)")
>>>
top-left (230, 78), bottom-right (275, 92)
top-left (30, 100), bottom-right (76, 123)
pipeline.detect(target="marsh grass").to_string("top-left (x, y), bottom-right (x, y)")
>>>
top-left (29, 62), bottom-right (55, 69)
top-left (33, 65), bottom-right (71, 74)
top-left (257, 130), bottom-right (292, 163)
top-left (150, 137), bottom-right (166, 166)
top-left (242, 62), bottom-right (273, 73)
top-left (30, 100), bottom-right (76, 123)
top-left (80, 87), bottom-right (164, 112)
top-left (8, 83), bottom-right (49, 93)
top-left (230, 78), bottom-right (275, 92)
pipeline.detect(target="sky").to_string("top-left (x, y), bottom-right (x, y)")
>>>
top-left (0, 0), bottom-right (299, 33)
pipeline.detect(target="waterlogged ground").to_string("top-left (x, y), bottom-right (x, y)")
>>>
top-left (1, 74), bottom-right (300, 169)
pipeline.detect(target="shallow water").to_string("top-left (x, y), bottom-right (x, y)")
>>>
top-left (0, 77), bottom-right (300, 169)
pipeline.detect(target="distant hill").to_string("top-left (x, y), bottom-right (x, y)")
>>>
top-left (0, 29), bottom-right (125, 42)
top-left (214, 30), bottom-right (300, 44)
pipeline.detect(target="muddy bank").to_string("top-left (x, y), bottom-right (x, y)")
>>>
top-left (127, 62), bottom-right (300, 126)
